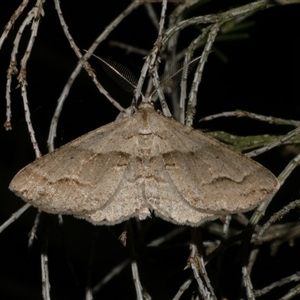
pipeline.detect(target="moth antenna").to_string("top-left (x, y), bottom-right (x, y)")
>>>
top-left (150, 55), bottom-right (202, 98)
top-left (89, 52), bottom-right (201, 105)
top-left (89, 52), bottom-right (138, 93)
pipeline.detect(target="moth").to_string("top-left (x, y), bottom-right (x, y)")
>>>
top-left (9, 56), bottom-right (279, 226)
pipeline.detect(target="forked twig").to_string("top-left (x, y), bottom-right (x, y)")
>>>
top-left (5, 0), bottom-right (45, 157)
top-left (187, 243), bottom-right (216, 300)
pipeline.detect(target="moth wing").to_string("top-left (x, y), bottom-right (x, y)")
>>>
top-left (143, 146), bottom-right (218, 226)
top-left (9, 117), bottom-right (138, 215)
top-left (154, 116), bottom-right (279, 214)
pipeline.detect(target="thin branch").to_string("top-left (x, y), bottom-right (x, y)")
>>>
top-left (48, 0), bottom-right (142, 151)
top-left (200, 110), bottom-right (300, 127)
top-left (131, 261), bottom-right (144, 300)
top-left (41, 235), bottom-right (51, 300)
top-left (179, 25), bottom-right (211, 123)
top-left (91, 259), bottom-right (130, 294)
top-left (242, 265), bottom-right (255, 300)
top-left (187, 243), bottom-right (216, 300)
top-left (246, 126), bottom-right (300, 158)
top-left (278, 281), bottom-right (300, 300)
top-left (0, 0), bottom-right (30, 49)
top-left (144, 2), bottom-right (159, 30)
top-left (172, 276), bottom-right (193, 300)
top-left (0, 203), bottom-right (31, 234)
top-left (28, 210), bottom-right (42, 248)
top-left (255, 272), bottom-right (300, 298)
top-left (17, 0), bottom-right (45, 158)
top-left (186, 24), bottom-right (217, 126)
top-left (256, 200), bottom-right (300, 242)
top-left (249, 152), bottom-right (300, 228)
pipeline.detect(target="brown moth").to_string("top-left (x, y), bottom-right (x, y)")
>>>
top-left (9, 57), bottom-right (279, 226)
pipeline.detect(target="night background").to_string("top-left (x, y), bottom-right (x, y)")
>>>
top-left (1, 1), bottom-right (300, 299)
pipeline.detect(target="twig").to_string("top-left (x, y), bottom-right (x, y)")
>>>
top-left (206, 131), bottom-right (300, 152)
top-left (53, 0), bottom-right (124, 107)
top-left (270, 224), bottom-right (300, 256)
top-left (0, 203), bottom-right (31, 234)
top-left (278, 281), bottom-right (300, 300)
top-left (92, 225), bottom-right (186, 296)
top-left (91, 259), bottom-right (130, 294)
top-left (144, 2), bottom-right (159, 30)
top-left (148, 0), bottom-right (167, 71)
top-left (28, 210), bottom-right (42, 248)
top-left (250, 152), bottom-right (300, 226)
top-left (4, 0), bottom-right (45, 159)
top-left (186, 23), bottom-right (218, 126)
top-left (248, 248), bottom-right (259, 275)
top-left (147, 226), bottom-right (187, 246)
top-left (256, 200), bottom-right (300, 241)
top-left (163, 0), bottom-right (300, 46)
top-left (255, 272), bottom-right (300, 298)
top-left (0, 0), bottom-right (30, 49)
top-left (187, 243), bottom-right (216, 300)
top-left (2, 0), bottom-right (30, 129)
top-left (246, 125), bottom-right (300, 158)
top-left (242, 265), bottom-right (255, 300)
top-left (48, 0), bottom-right (142, 151)
top-left (222, 215), bottom-right (231, 238)
top-left (109, 40), bottom-right (149, 56)
top-left (146, 0), bottom-right (173, 117)
top-left (131, 260), bottom-right (144, 300)
top-left (151, 67), bottom-right (172, 116)
top-left (179, 25), bottom-right (211, 123)
top-left (200, 110), bottom-right (300, 127)
top-left (172, 276), bottom-right (193, 300)
top-left (17, 0), bottom-right (45, 157)
top-left (41, 234), bottom-right (51, 300)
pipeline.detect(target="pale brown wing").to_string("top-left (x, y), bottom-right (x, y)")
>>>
top-left (10, 104), bottom-right (279, 225)
top-left (9, 116), bottom-right (140, 215)
top-left (81, 132), bottom-right (218, 226)
top-left (143, 146), bottom-right (218, 226)
top-left (148, 112), bottom-right (279, 215)
top-left (76, 156), bottom-right (152, 225)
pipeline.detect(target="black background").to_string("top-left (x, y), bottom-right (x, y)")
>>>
top-left (1, 1), bottom-right (300, 299)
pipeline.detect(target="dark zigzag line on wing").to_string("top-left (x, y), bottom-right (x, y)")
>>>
top-left (77, 116), bottom-right (137, 210)
top-left (157, 126), bottom-right (241, 213)
top-left (171, 127), bottom-right (248, 183)
top-left (154, 135), bottom-right (213, 214)
top-left (43, 117), bottom-right (136, 213)
top-left (166, 128), bottom-right (270, 214)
